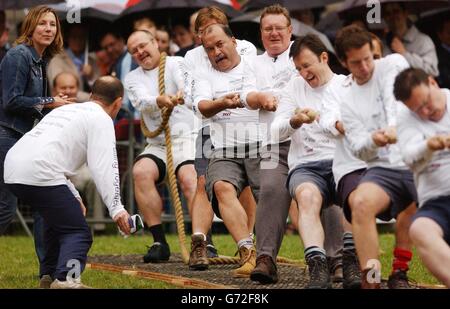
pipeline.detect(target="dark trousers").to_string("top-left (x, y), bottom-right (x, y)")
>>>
top-left (8, 184), bottom-right (93, 280)
top-left (0, 126), bottom-right (19, 234)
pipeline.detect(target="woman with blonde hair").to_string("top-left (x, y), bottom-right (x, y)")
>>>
top-left (0, 5), bottom-right (72, 287)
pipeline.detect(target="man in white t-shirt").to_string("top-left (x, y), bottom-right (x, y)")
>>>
top-left (185, 6), bottom-right (258, 269)
top-left (249, 5), bottom-right (346, 285)
top-left (194, 24), bottom-right (276, 277)
top-left (125, 30), bottom-right (197, 264)
top-left (4, 76), bottom-right (131, 289)
top-left (395, 68), bottom-right (450, 288)
top-left (335, 25), bottom-right (417, 289)
top-left (271, 34), bottom-right (347, 289)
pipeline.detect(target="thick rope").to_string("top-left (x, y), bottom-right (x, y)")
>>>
top-left (139, 52), bottom-right (303, 267)
top-left (140, 52), bottom-right (189, 264)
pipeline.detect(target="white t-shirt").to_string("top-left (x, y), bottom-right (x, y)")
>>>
top-left (340, 54), bottom-right (410, 169)
top-left (271, 74), bottom-right (346, 171)
top-left (398, 89), bottom-right (450, 206)
top-left (252, 43), bottom-right (298, 145)
top-left (4, 102), bottom-right (125, 219)
top-left (125, 56), bottom-right (197, 145)
top-left (320, 75), bottom-right (368, 186)
top-left (193, 56), bottom-right (261, 149)
top-left (185, 39), bottom-right (257, 127)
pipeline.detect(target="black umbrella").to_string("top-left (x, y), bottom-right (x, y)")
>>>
top-left (119, 0), bottom-right (241, 18)
top-left (339, 0), bottom-right (450, 19)
top-left (241, 0), bottom-right (344, 12)
top-left (0, 0), bottom-right (65, 10)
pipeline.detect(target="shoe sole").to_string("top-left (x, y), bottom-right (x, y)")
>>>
top-left (189, 264), bottom-right (209, 271)
top-left (143, 258), bottom-right (170, 263)
top-left (343, 281), bottom-right (362, 289)
top-left (250, 271), bottom-right (278, 284)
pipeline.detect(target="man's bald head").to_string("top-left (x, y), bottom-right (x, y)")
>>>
top-left (91, 76), bottom-right (123, 105)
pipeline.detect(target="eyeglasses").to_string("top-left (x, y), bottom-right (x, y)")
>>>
top-left (261, 26), bottom-right (289, 34)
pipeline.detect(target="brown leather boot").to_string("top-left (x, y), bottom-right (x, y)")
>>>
top-left (250, 254), bottom-right (278, 284)
top-left (189, 234), bottom-right (209, 270)
top-left (361, 268), bottom-right (381, 289)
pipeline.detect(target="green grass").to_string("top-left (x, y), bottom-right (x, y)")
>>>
top-left (0, 232), bottom-right (440, 288)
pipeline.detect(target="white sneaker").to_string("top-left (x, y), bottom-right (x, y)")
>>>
top-left (50, 279), bottom-right (91, 289)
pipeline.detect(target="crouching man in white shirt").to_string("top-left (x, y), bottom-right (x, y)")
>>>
top-left (195, 24), bottom-right (276, 277)
top-left (125, 30), bottom-right (198, 264)
top-left (395, 68), bottom-right (450, 287)
top-left (4, 76), bottom-right (132, 289)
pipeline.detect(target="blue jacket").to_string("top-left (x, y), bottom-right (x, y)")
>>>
top-left (0, 44), bottom-right (54, 135)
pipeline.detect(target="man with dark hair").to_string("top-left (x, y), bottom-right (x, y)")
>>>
top-left (271, 34), bottom-right (348, 289)
top-left (334, 25), bottom-right (417, 289)
top-left (250, 5), bottom-right (346, 286)
top-left (194, 24), bottom-right (276, 277)
top-left (4, 76), bottom-right (131, 289)
top-left (185, 6), bottom-right (257, 269)
top-left (395, 68), bottom-right (450, 287)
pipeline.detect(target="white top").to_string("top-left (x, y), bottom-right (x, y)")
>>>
top-left (398, 89), bottom-right (450, 206)
top-left (125, 56), bottom-right (197, 145)
top-left (4, 102), bottom-right (125, 219)
top-left (186, 39), bottom-right (257, 127)
top-left (271, 74), bottom-right (346, 171)
top-left (320, 78), bottom-right (367, 186)
top-left (340, 54), bottom-right (410, 169)
top-left (193, 56), bottom-right (261, 149)
top-left (252, 43), bottom-right (298, 145)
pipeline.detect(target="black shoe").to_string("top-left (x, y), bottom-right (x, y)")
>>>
top-left (206, 244), bottom-right (218, 258)
top-left (143, 242), bottom-right (170, 263)
top-left (306, 255), bottom-right (331, 289)
top-left (388, 270), bottom-right (413, 289)
top-left (250, 254), bottom-right (278, 284)
top-left (342, 250), bottom-right (362, 289)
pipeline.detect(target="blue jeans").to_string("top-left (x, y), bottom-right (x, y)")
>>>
top-left (8, 184), bottom-right (93, 280)
top-left (0, 125), bottom-right (19, 234)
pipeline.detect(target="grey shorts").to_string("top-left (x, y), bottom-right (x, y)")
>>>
top-left (194, 126), bottom-right (213, 177)
top-left (205, 148), bottom-right (261, 218)
top-left (287, 159), bottom-right (336, 209)
top-left (359, 166), bottom-right (418, 221)
top-left (337, 168), bottom-right (367, 223)
top-left (413, 195), bottom-right (450, 245)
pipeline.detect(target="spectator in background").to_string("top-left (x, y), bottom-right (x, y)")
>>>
top-left (436, 17), bottom-right (450, 88)
top-left (156, 26), bottom-right (171, 55)
top-left (52, 72), bottom-right (89, 106)
top-left (190, 11), bottom-right (201, 46)
top-left (382, 2), bottom-right (439, 77)
top-left (133, 17), bottom-right (157, 37)
top-left (173, 22), bottom-right (195, 56)
top-left (48, 24), bottom-right (100, 93)
top-left (100, 31), bottom-right (138, 119)
top-left (95, 49), bottom-right (113, 76)
top-left (370, 32), bottom-right (384, 60)
top-left (0, 11), bottom-right (9, 63)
